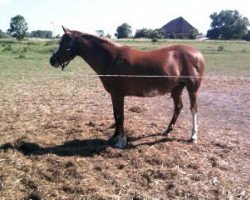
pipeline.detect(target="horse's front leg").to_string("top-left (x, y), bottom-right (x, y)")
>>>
top-left (109, 94), bottom-right (127, 148)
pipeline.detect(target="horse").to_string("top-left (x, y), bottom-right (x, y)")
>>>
top-left (50, 26), bottom-right (205, 149)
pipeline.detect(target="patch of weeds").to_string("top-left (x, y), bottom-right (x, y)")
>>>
top-left (2, 45), bottom-right (13, 52)
top-left (23, 47), bottom-right (30, 52)
top-left (49, 48), bottom-right (54, 53)
top-left (217, 45), bottom-right (224, 51)
top-left (38, 48), bottom-right (54, 54)
top-left (27, 41), bottom-right (36, 46)
top-left (241, 49), bottom-right (247, 53)
top-left (44, 41), bottom-right (57, 46)
top-left (0, 40), bottom-right (15, 44)
top-left (18, 54), bottom-right (26, 59)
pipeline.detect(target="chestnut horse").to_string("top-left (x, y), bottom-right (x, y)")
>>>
top-left (50, 27), bottom-right (205, 148)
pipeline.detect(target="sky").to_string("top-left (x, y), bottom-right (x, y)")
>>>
top-left (0, 0), bottom-right (250, 37)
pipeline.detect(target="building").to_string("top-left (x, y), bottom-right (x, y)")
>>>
top-left (161, 17), bottom-right (197, 39)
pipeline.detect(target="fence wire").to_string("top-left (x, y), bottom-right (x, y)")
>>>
top-left (0, 72), bottom-right (249, 117)
top-left (1, 72), bottom-right (250, 80)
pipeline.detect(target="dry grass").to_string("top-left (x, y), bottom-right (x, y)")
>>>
top-left (0, 74), bottom-right (249, 199)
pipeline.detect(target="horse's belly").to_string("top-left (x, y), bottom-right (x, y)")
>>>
top-left (123, 78), bottom-right (177, 97)
top-left (102, 77), bottom-right (177, 97)
top-left (142, 89), bottom-right (169, 97)
top-left (126, 86), bottom-right (172, 97)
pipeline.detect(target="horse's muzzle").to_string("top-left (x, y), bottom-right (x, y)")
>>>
top-left (50, 56), bottom-right (60, 68)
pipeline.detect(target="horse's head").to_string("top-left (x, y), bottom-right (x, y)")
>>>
top-left (50, 26), bottom-right (77, 70)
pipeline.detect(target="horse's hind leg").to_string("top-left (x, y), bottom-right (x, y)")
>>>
top-left (163, 83), bottom-right (185, 135)
top-left (188, 89), bottom-right (198, 143)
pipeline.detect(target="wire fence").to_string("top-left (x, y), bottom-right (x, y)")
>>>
top-left (0, 72), bottom-right (250, 80)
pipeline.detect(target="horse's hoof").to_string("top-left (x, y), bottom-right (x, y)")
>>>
top-left (108, 135), bottom-right (127, 148)
top-left (114, 136), bottom-right (127, 149)
top-left (190, 138), bottom-right (198, 144)
top-left (163, 127), bottom-right (173, 135)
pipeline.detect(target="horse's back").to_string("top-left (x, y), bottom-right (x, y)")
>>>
top-left (126, 44), bottom-right (205, 79)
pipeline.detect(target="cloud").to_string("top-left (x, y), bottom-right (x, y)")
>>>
top-left (0, 0), bottom-right (12, 5)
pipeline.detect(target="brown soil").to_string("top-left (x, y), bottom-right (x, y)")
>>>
top-left (0, 76), bottom-right (249, 199)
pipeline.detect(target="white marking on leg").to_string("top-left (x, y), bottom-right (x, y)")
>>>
top-left (191, 109), bottom-right (198, 142)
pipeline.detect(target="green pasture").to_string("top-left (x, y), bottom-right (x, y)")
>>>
top-left (0, 38), bottom-right (249, 86)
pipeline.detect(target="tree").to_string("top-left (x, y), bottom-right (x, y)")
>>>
top-left (30, 30), bottom-right (52, 39)
top-left (188, 29), bottom-right (199, 39)
top-left (134, 28), bottom-right (151, 38)
top-left (8, 15), bottom-right (28, 41)
top-left (207, 10), bottom-right (249, 40)
top-left (134, 28), bottom-right (164, 39)
top-left (147, 29), bottom-right (164, 39)
top-left (243, 30), bottom-right (250, 41)
top-left (96, 30), bottom-right (104, 37)
top-left (0, 29), bottom-right (9, 38)
top-left (106, 33), bottom-right (111, 39)
top-left (115, 23), bottom-right (132, 39)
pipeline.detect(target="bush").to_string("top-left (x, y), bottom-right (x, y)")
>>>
top-left (151, 38), bottom-right (158, 43)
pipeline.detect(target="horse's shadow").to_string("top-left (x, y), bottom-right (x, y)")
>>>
top-left (127, 133), bottom-right (191, 149)
top-left (0, 133), bottom-right (189, 157)
top-left (0, 139), bottom-right (109, 157)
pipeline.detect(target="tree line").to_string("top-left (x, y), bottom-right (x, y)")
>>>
top-left (0, 15), bottom-right (54, 40)
top-left (1, 10), bottom-right (250, 41)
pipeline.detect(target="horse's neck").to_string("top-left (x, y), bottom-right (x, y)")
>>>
top-left (77, 37), bottom-right (117, 74)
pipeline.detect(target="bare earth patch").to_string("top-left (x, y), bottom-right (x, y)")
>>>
top-left (0, 75), bottom-right (249, 199)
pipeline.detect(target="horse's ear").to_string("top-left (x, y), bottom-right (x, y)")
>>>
top-left (62, 26), bottom-right (71, 35)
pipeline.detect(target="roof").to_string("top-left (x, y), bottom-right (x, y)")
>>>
top-left (162, 17), bottom-right (195, 34)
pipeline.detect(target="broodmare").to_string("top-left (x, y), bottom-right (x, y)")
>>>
top-left (50, 27), bottom-right (205, 148)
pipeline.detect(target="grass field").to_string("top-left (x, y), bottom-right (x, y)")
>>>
top-left (0, 38), bottom-right (249, 199)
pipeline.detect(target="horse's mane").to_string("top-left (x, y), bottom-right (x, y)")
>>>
top-left (72, 31), bottom-right (121, 47)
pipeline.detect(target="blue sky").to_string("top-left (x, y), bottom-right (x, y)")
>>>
top-left (0, 0), bottom-right (249, 37)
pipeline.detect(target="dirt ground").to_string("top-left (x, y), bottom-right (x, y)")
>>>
top-left (0, 75), bottom-right (249, 199)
